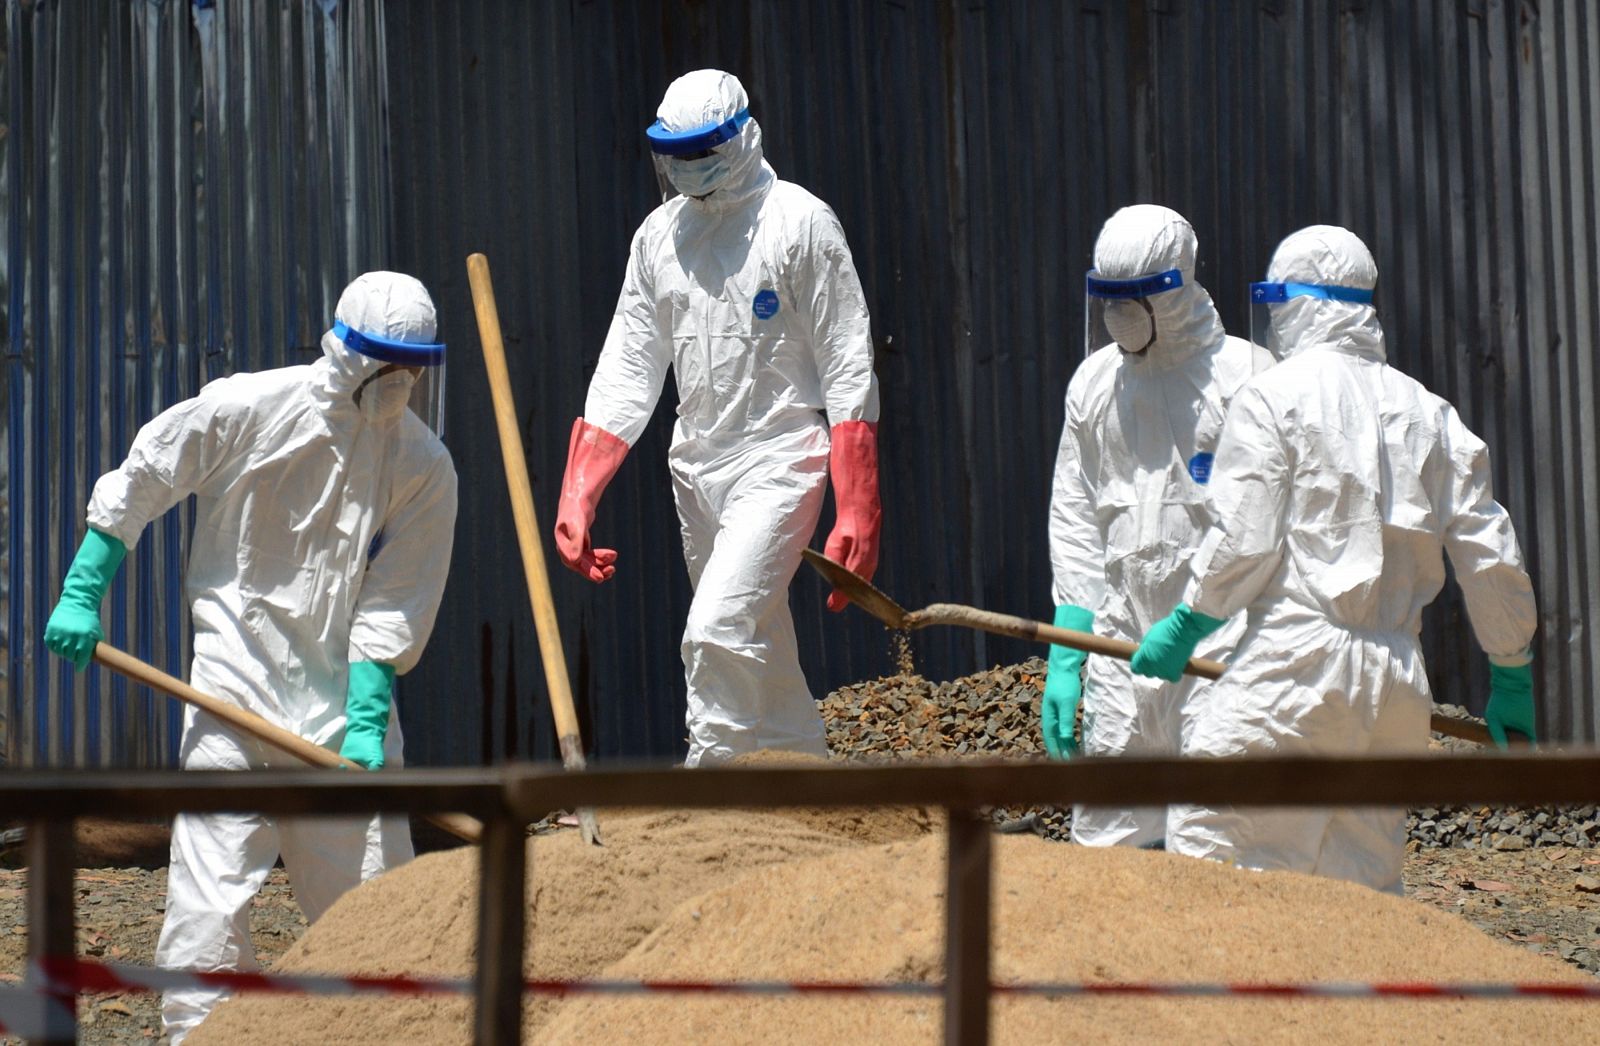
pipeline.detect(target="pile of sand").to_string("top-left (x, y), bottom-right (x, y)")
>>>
top-left (194, 801), bottom-right (1599, 1044)
top-left (189, 778), bottom-right (936, 1045)
top-left (189, 752), bottom-right (1594, 1043)
top-left (542, 836), bottom-right (1600, 1043)
top-left (74, 818), bottom-right (171, 868)
top-left (190, 812), bottom-right (1600, 1046)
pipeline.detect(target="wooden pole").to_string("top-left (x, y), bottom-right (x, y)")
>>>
top-left (943, 810), bottom-right (991, 1045)
top-left (27, 819), bottom-right (76, 1046)
top-left (466, 252), bottom-right (600, 845)
top-left (473, 814), bottom-right (528, 1045)
top-left (92, 643), bottom-right (483, 844)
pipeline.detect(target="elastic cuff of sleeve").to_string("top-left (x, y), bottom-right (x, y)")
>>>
top-left (1177, 603), bottom-right (1228, 640)
top-left (576, 417), bottom-right (630, 452)
top-left (84, 517), bottom-right (137, 554)
top-left (1488, 648), bottom-right (1534, 669)
top-left (1184, 587), bottom-right (1226, 622)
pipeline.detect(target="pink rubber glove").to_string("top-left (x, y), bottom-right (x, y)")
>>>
top-left (554, 418), bottom-right (629, 582)
top-left (823, 420), bottom-right (882, 612)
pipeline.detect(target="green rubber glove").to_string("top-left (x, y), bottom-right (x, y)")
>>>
top-left (340, 661), bottom-right (396, 770)
top-left (1040, 604), bottom-right (1094, 760)
top-left (43, 528), bottom-right (127, 670)
top-left (1131, 604), bottom-right (1227, 682)
top-left (1485, 660), bottom-right (1537, 749)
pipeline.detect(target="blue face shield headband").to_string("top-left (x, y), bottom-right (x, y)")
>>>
top-left (646, 108), bottom-right (751, 156)
top-left (1085, 268), bottom-right (1184, 299)
top-left (1250, 282), bottom-right (1374, 305)
top-left (332, 321), bottom-right (445, 367)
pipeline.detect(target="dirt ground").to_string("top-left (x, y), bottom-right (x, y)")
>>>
top-left (1403, 844), bottom-right (1600, 972)
top-left (0, 817), bottom-right (1596, 1044)
top-left (0, 820), bottom-right (306, 1045)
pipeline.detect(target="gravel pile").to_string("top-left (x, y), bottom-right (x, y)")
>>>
top-left (1406, 704), bottom-right (1595, 851)
top-left (819, 657), bottom-right (1074, 838)
top-left (1407, 804), bottom-right (1600, 851)
top-left (820, 658), bottom-right (1049, 760)
top-left (820, 659), bottom-right (1584, 851)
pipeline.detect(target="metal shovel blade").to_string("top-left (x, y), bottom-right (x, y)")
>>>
top-left (557, 735), bottom-right (604, 846)
top-left (800, 549), bottom-right (910, 629)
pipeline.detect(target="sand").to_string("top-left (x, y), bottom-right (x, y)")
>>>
top-left (188, 780), bottom-right (936, 1045)
top-left (191, 799), bottom-right (1599, 1045)
top-left (541, 836), bottom-right (1600, 1044)
top-left (73, 818), bottom-right (171, 868)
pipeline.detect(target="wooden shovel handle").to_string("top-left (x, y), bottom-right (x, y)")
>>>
top-left (1428, 715), bottom-right (1497, 746)
top-left (908, 606), bottom-right (1506, 746)
top-left (93, 643), bottom-right (483, 844)
top-left (465, 253), bottom-right (586, 754)
top-left (911, 604), bottom-right (1225, 679)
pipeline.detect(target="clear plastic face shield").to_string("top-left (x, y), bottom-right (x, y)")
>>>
top-left (1249, 281), bottom-right (1375, 360)
top-left (1084, 268), bottom-right (1184, 357)
top-left (646, 107), bottom-right (750, 202)
top-left (408, 364), bottom-right (446, 434)
top-left (332, 320), bottom-right (448, 435)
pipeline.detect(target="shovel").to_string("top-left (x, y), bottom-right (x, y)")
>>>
top-left (92, 642), bottom-right (484, 844)
top-left (801, 549), bottom-right (1499, 747)
top-left (803, 548), bottom-right (1227, 679)
top-left (468, 253), bottom-right (602, 846)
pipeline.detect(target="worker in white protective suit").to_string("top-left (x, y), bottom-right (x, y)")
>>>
top-left (1131, 225), bottom-right (1538, 893)
top-left (42, 271), bottom-right (458, 1041)
top-left (554, 69), bottom-right (881, 766)
top-left (1045, 205), bottom-right (1271, 849)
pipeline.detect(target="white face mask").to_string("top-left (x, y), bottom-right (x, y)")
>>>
top-left (1267, 296), bottom-right (1319, 358)
top-left (667, 153), bottom-right (734, 198)
top-left (1104, 300), bottom-right (1156, 354)
top-left (360, 368), bottom-right (417, 424)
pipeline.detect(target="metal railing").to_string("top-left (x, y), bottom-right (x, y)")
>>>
top-left (7, 750), bottom-right (1600, 1045)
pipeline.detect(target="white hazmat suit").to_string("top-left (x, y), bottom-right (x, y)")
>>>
top-left (85, 272), bottom-right (458, 1041)
top-left (1050, 205), bottom-right (1270, 848)
top-left (563, 70), bottom-right (879, 766)
top-left (1168, 226), bottom-right (1536, 892)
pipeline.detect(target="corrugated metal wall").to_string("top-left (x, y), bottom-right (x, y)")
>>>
top-left (3, 0), bottom-right (1596, 768)
top-left (0, 0), bottom-right (389, 767)
top-left (381, 0), bottom-right (988, 766)
top-left (391, 0), bottom-right (1600, 764)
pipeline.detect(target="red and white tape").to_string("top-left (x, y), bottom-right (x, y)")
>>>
top-left (29, 957), bottom-right (1600, 1003)
top-left (2, 962), bottom-right (1591, 1040)
top-left (997, 982), bottom-right (1600, 1000)
top-left (42, 957), bottom-right (466, 999)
